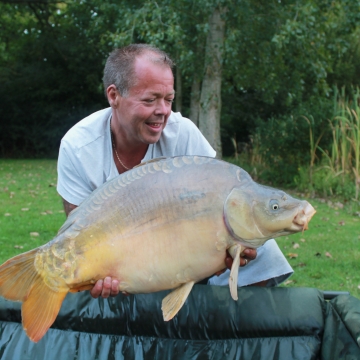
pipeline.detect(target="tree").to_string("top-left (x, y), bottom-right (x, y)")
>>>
top-left (2, 0), bottom-right (360, 165)
top-left (0, 0), bottom-right (113, 156)
top-left (198, 6), bottom-right (226, 156)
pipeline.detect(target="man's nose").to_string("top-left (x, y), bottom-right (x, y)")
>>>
top-left (154, 99), bottom-right (170, 115)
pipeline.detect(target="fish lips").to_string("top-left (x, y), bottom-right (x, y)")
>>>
top-left (292, 202), bottom-right (316, 232)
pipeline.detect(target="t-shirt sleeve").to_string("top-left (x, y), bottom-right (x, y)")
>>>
top-left (57, 141), bottom-right (93, 206)
top-left (176, 116), bottom-right (217, 157)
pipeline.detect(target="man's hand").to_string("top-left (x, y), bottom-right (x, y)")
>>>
top-left (90, 277), bottom-right (120, 298)
top-left (215, 248), bottom-right (257, 276)
top-left (226, 248), bottom-right (257, 269)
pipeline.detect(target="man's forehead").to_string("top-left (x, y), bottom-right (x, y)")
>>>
top-left (132, 56), bottom-right (174, 91)
top-left (134, 54), bottom-right (173, 73)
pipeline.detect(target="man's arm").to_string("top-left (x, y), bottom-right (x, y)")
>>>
top-left (62, 198), bottom-right (78, 217)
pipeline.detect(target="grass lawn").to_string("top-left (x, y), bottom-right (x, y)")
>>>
top-left (0, 159), bottom-right (65, 261)
top-left (0, 159), bottom-right (359, 298)
top-left (276, 197), bottom-right (360, 298)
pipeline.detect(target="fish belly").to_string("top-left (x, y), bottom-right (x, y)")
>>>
top-left (69, 217), bottom-right (231, 294)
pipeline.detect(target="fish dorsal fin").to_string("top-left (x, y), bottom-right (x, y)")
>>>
top-left (57, 206), bottom-right (80, 235)
top-left (134, 156), bottom-right (168, 168)
top-left (161, 281), bottom-right (195, 321)
top-left (57, 158), bottom-right (169, 236)
top-left (57, 219), bottom-right (73, 236)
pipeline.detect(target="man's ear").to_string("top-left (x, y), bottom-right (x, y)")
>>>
top-left (106, 85), bottom-right (119, 108)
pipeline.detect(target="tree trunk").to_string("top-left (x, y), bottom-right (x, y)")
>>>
top-left (175, 64), bottom-right (182, 113)
top-left (189, 77), bottom-right (201, 126)
top-left (198, 7), bottom-right (225, 157)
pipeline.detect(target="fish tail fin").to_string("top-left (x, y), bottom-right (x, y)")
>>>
top-left (0, 249), bottom-right (40, 301)
top-left (0, 249), bottom-right (68, 342)
top-left (22, 279), bottom-right (68, 342)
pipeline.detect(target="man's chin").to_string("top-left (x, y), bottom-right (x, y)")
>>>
top-left (141, 122), bottom-right (167, 144)
top-left (142, 135), bottom-right (162, 145)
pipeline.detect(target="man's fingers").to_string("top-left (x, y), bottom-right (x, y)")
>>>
top-left (110, 279), bottom-right (120, 297)
top-left (90, 277), bottom-right (120, 299)
top-left (90, 279), bottom-right (103, 299)
top-left (240, 257), bottom-right (250, 266)
top-left (101, 277), bottom-right (112, 298)
top-left (243, 248), bottom-right (257, 260)
top-left (224, 248), bottom-right (258, 270)
top-left (224, 256), bottom-right (250, 269)
top-left (225, 256), bottom-right (233, 270)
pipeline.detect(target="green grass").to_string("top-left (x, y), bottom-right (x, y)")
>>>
top-left (277, 196), bottom-right (360, 298)
top-left (0, 159), bottom-right (359, 298)
top-left (0, 159), bottom-right (65, 261)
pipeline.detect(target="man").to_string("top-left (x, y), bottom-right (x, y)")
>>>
top-left (57, 44), bottom-right (293, 298)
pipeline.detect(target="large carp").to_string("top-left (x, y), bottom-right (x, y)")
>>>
top-left (0, 156), bottom-right (315, 342)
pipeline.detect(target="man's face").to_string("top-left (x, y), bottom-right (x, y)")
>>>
top-left (114, 56), bottom-right (175, 145)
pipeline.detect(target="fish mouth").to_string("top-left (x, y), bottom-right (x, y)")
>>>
top-left (292, 202), bottom-right (316, 232)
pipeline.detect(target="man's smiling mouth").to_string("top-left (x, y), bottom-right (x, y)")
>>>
top-left (146, 122), bottom-right (162, 128)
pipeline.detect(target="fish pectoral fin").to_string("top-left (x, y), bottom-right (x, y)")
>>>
top-left (22, 281), bottom-right (68, 343)
top-left (161, 281), bottom-right (195, 321)
top-left (228, 244), bottom-right (244, 301)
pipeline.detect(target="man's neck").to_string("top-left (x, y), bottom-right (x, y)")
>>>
top-left (110, 120), bottom-right (149, 172)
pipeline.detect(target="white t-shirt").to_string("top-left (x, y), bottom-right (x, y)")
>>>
top-left (57, 108), bottom-right (216, 206)
top-left (57, 107), bottom-right (293, 287)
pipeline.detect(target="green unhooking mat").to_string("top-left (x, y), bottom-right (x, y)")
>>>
top-left (0, 286), bottom-right (359, 359)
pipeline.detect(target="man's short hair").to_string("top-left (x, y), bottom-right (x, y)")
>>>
top-left (103, 44), bottom-right (174, 97)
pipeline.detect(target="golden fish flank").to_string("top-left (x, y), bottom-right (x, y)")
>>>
top-left (0, 156), bottom-right (316, 342)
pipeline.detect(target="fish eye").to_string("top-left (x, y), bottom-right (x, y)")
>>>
top-left (270, 200), bottom-right (280, 211)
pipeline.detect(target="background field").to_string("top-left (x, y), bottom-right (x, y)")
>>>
top-left (0, 159), bottom-right (359, 298)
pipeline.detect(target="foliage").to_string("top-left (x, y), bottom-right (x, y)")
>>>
top-left (221, 0), bottom-right (360, 158)
top-left (243, 95), bottom-right (333, 186)
top-left (295, 165), bottom-right (356, 200)
top-left (250, 85), bottom-right (360, 198)
top-left (2, 0), bottom-right (360, 165)
top-left (0, 1), bottom-right (111, 157)
top-left (308, 87), bottom-right (360, 199)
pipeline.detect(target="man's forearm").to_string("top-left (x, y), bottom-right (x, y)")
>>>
top-left (62, 198), bottom-right (78, 217)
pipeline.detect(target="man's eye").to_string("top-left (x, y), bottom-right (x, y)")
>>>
top-left (145, 99), bottom-right (155, 103)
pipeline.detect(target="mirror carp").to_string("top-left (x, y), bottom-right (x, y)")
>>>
top-left (0, 156), bottom-right (316, 342)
